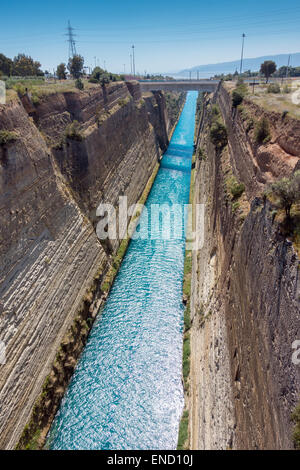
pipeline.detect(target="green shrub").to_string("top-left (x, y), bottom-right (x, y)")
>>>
top-left (292, 403), bottom-right (300, 449)
top-left (267, 83), bottom-right (281, 94)
top-left (65, 120), bottom-right (83, 141)
top-left (267, 170), bottom-right (300, 218)
top-left (75, 78), bottom-right (84, 90)
top-left (228, 176), bottom-right (245, 199)
top-left (31, 92), bottom-right (40, 105)
top-left (283, 85), bottom-right (291, 94)
top-left (211, 104), bottom-right (220, 116)
top-left (0, 129), bottom-right (17, 145)
top-left (177, 410), bottom-right (189, 450)
top-left (210, 121), bottom-right (228, 150)
top-left (246, 118), bottom-right (254, 132)
top-left (254, 117), bottom-right (271, 144)
top-left (182, 335), bottom-right (191, 384)
top-left (13, 82), bottom-right (27, 97)
top-left (118, 98), bottom-right (128, 107)
top-left (232, 89), bottom-right (244, 107)
top-left (184, 304), bottom-right (191, 331)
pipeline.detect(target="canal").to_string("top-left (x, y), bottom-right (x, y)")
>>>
top-left (47, 91), bottom-right (198, 450)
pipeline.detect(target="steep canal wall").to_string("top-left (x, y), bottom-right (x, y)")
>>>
top-left (190, 84), bottom-right (300, 449)
top-left (0, 82), bottom-right (185, 449)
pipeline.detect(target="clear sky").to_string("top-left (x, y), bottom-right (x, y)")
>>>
top-left (1, 0), bottom-right (300, 74)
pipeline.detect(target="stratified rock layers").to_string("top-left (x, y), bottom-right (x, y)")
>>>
top-left (190, 85), bottom-right (300, 449)
top-left (0, 82), bottom-right (184, 449)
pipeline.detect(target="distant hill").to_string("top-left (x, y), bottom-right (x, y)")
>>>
top-left (177, 53), bottom-right (300, 78)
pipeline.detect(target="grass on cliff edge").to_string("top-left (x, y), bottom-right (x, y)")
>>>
top-left (177, 410), bottom-right (189, 450)
top-left (292, 403), bottom-right (300, 449)
top-left (177, 147), bottom-right (197, 451)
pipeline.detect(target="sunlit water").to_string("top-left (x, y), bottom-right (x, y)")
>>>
top-left (47, 91), bottom-right (198, 450)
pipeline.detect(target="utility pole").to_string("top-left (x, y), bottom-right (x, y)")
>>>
top-left (197, 71), bottom-right (199, 81)
top-left (130, 54), bottom-right (133, 75)
top-left (66, 20), bottom-right (77, 59)
top-left (286, 54), bottom-right (291, 80)
top-left (132, 45), bottom-right (135, 77)
top-left (240, 33), bottom-right (246, 75)
top-left (189, 71), bottom-right (191, 81)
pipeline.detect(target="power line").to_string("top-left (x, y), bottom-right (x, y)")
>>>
top-left (66, 20), bottom-right (77, 59)
top-left (132, 45), bottom-right (135, 77)
top-left (240, 33), bottom-right (246, 74)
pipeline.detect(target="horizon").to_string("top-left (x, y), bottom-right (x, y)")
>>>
top-left (1, 0), bottom-right (300, 74)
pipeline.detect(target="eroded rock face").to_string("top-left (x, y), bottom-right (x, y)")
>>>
top-left (191, 87), bottom-right (300, 450)
top-left (0, 82), bottom-right (184, 449)
top-left (0, 99), bottom-right (107, 449)
top-left (218, 85), bottom-right (299, 198)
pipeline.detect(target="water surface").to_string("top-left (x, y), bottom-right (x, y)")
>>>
top-left (48, 91), bottom-right (198, 450)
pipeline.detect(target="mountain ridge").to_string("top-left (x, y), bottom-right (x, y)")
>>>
top-left (175, 52), bottom-right (300, 77)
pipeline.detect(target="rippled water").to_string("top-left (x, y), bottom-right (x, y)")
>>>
top-left (47, 91), bottom-right (198, 450)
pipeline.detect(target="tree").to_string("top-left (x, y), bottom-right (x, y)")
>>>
top-left (0, 53), bottom-right (13, 76)
top-left (75, 78), bottom-right (84, 90)
top-left (268, 171), bottom-right (300, 219)
top-left (12, 53), bottom-right (43, 76)
top-left (100, 73), bottom-right (110, 87)
top-left (260, 60), bottom-right (277, 83)
top-left (56, 63), bottom-right (67, 80)
top-left (210, 121), bottom-right (228, 150)
top-left (91, 66), bottom-right (105, 80)
top-left (254, 117), bottom-right (271, 144)
top-left (68, 55), bottom-right (84, 79)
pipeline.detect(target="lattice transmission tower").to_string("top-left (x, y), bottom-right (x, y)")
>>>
top-left (66, 20), bottom-right (77, 58)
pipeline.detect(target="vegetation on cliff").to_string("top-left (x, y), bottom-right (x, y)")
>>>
top-left (292, 403), bottom-right (300, 449)
top-left (0, 130), bottom-right (17, 145)
top-left (209, 104), bottom-right (228, 150)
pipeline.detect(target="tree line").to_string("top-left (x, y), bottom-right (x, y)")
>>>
top-left (214, 60), bottom-right (300, 82)
top-left (0, 53), bottom-right (43, 77)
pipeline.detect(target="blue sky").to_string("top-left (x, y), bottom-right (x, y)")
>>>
top-left (1, 0), bottom-right (300, 74)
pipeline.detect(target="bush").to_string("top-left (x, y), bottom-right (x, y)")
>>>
top-left (228, 176), bottom-right (245, 199)
top-left (118, 98), bottom-right (128, 107)
top-left (182, 335), bottom-right (191, 384)
top-left (267, 171), bottom-right (300, 218)
top-left (211, 104), bottom-right (220, 116)
top-left (210, 121), bottom-right (228, 150)
top-left (177, 410), bottom-right (189, 450)
top-left (232, 89), bottom-right (244, 107)
top-left (0, 130), bottom-right (17, 145)
top-left (75, 78), bottom-right (84, 90)
top-left (254, 117), bottom-right (271, 144)
top-left (13, 82), bottom-right (27, 97)
top-left (292, 403), bottom-right (300, 449)
top-left (267, 83), bottom-right (281, 94)
top-left (283, 85), bottom-right (291, 94)
top-left (65, 120), bottom-right (83, 141)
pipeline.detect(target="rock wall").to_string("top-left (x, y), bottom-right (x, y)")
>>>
top-left (190, 86), bottom-right (300, 449)
top-left (0, 82), bottom-right (184, 449)
top-left (217, 85), bottom-right (299, 199)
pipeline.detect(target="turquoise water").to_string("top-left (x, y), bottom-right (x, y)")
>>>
top-left (47, 91), bottom-right (198, 450)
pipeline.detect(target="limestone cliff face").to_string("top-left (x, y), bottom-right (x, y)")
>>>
top-left (190, 86), bottom-right (300, 450)
top-left (0, 82), bottom-right (184, 449)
